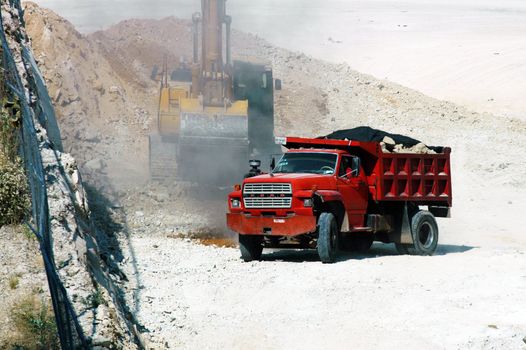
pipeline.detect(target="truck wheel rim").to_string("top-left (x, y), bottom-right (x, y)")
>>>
top-left (418, 222), bottom-right (434, 249)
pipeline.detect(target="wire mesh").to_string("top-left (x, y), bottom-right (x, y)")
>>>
top-left (1, 2), bottom-right (87, 348)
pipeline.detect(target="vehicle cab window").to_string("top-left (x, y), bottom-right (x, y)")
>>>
top-left (338, 156), bottom-right (352, 178)
top-left (274, 152), bottom-right (337, 175)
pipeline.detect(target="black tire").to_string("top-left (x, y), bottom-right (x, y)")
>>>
top-left (317, 212), bottom-right (339, 263)
top-left (396, 211), bottom-right (439, 256)
top-left (410, 211), bottom-right (439, 255)
top-left (239, 234), bottom-right (263, 262)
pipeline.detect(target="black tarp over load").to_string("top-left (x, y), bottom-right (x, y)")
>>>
top-left (319, 126), bottom-right (443, 153)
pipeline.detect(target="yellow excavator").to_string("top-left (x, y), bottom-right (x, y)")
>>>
top-left (149, 0), bottom-right (280, 185)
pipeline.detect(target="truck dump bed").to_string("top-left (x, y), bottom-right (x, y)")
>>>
top-left (279, 137), bottom-right (452, 206)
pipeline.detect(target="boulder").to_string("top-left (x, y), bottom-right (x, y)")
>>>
top-left (382, 136), bottom-right (395, 145)
top-left (83, 129), bottom-right (100, 143)
top-left (84, 158), bottom-right (104, 172)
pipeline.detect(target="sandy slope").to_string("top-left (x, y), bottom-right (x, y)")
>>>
top-left (29, 0), bottom-right (526, 120)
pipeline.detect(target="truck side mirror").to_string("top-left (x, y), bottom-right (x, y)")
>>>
top-left (270, 157), bottom-right (276, 170)
top-left (275, 79), bottom-right (282, 91)
top-left (351, 157), bottom-right (360, 176)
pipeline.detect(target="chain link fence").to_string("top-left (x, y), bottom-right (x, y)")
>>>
top-left (1, 1), bottom-right (87, 348)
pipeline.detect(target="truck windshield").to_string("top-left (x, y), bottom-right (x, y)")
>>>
top-left (273, 153), bottom-right (337, 174)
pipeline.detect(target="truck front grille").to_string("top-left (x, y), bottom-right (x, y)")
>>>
top-left (243, 183), bottom-right (292, 195)
top-left (243, 183), bottom-right (292, 209)
top-left (243, 197), bottom-right (292, 209)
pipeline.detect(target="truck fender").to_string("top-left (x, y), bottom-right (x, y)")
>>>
top-left (314, 190), bottom-right (343, 203)
top-left (313, 191), bottom-right (346, 231)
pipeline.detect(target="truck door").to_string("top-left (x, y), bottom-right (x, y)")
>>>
top-left (336, 156), bottom-right (369, 228)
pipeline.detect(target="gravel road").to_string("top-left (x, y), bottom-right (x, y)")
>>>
top-left (115, 180), bottom-right (526, 349)
top-left (124, 233), bottom-right (525, 349)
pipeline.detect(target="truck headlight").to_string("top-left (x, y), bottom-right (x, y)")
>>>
top-left (231, 199), bottom-right (241, 208)
top-left (303, 198), bottom-right (313, 207)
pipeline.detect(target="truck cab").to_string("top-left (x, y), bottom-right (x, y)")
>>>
top-left (227, 137), bottom-right (452, 263)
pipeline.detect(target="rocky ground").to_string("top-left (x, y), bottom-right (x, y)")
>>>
top-left (121, 237), bottom-right (526, 350)
top-left (0, 226), bottom-right (48, 346)
top-left (19, 2), bottom-right (526, 348)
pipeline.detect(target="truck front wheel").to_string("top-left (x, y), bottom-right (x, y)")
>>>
top-left (239, 234), bottom-right (263, 262)
top-left (317, 212), bottom-right (339, 263)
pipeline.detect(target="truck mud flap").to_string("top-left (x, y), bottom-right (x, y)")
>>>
top-left (387, 203), bottom-right (414, 244)
top-left (429, 206), bottom-right (451, 218)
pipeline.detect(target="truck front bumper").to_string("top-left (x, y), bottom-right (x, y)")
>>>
top-left (227, 213), bottom-right (317, 236)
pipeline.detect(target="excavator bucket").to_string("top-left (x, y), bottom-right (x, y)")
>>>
top-left (177, 100), bottom-right (250, 184)
top-left (177, 136), bottom-right (249, 185)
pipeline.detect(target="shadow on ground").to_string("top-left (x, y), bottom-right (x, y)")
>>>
top-left (260, 242), bottom-right (476, 263)
top-left (84, 182), bottom-right (146, 331)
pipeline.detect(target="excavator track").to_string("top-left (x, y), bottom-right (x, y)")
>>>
top-left (149, 134), bottom-right (178, 181)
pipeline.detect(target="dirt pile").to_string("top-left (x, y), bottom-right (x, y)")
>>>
top-left (24, 2), bottom-right (154, 191)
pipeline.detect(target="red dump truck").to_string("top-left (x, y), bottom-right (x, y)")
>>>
top-left (227, 136), bottom-right (452, 263)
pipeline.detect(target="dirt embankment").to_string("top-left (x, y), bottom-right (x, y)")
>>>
top-left (22, 2), bottom-right (526, 348)
top-left (24, 3), bottom-right (154, 192)
top-left (2, 2), bottom-right (142, 347)
top-left (26, 2), bottom-right (526, 187)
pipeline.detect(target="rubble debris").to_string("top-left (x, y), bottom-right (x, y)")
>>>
top-left (323, 126), bottom-right (440, 154)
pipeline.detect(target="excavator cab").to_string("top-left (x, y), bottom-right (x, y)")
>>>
top-left (233, 61), bottom-right (280, 163)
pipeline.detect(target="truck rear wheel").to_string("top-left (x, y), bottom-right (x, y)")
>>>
top-left (411, 211), bottom-right (439, 255)
top-left (239, 234), bottom-right (263, 262)
top-left (317, 212), bottom-right (339, 263)
top-left (396, 211), bottom-right (439, 256)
